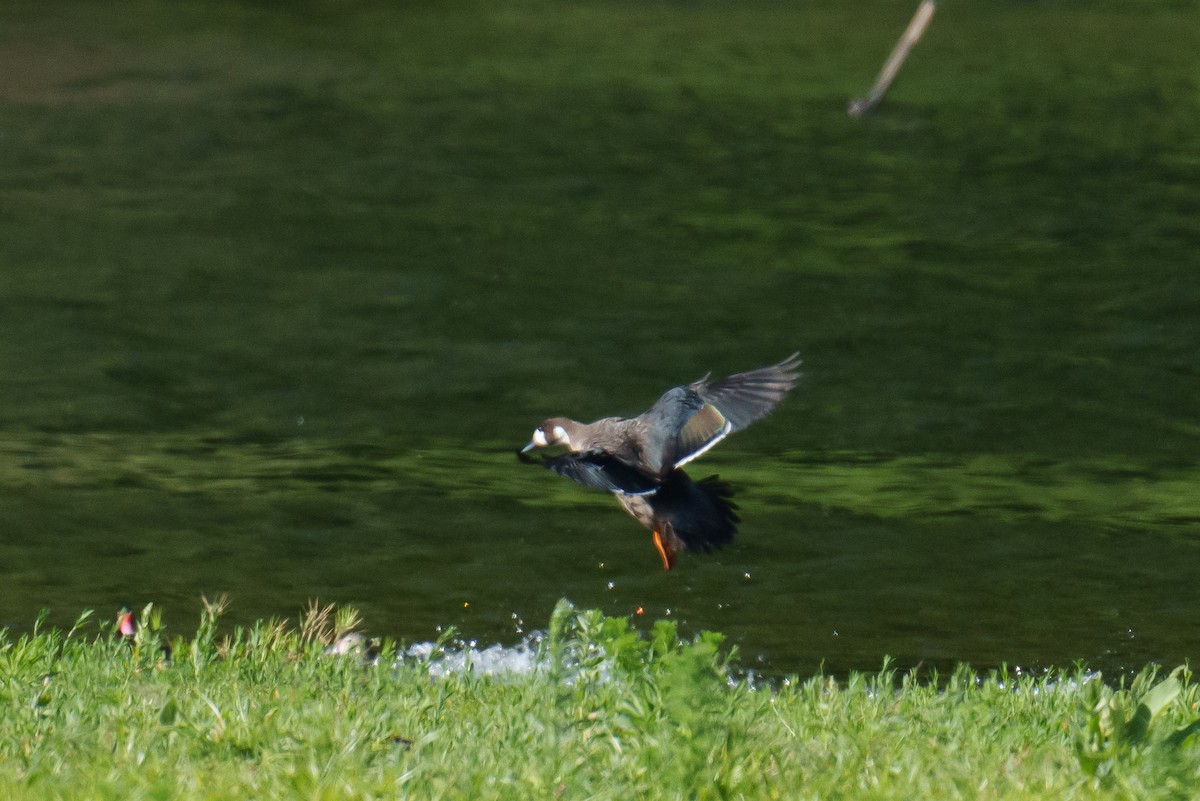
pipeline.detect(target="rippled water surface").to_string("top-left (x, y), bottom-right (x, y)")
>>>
top-left (1, 0), bottom-right (1198, 676)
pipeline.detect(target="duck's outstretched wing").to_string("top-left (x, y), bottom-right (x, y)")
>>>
top-left (641, 353), bottom-right (801, 471)
top-left (519, 448), bottom-right (659, 495)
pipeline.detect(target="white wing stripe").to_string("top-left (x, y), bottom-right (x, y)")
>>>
top-left (672, 420), bottom-right (733, 468)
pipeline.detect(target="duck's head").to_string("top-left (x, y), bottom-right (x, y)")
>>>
top-left (521, 417), bottom-right (574, 454)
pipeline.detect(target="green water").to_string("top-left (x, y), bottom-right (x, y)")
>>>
top-left (1, 0), bottom-right (1198, 675)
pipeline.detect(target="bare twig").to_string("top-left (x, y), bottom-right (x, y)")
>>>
top-left (848, 0), bottom-right (937, 117)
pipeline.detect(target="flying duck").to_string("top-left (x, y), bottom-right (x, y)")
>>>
top-left (519, 354), bottom-right (800, 569)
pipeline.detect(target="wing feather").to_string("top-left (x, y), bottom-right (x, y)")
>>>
top-left (537, 450), bottom-right (659, 495)
top-left (691, 353), bottom-right (800, 431)
top-left (638, 355), bottom-right (799, 471)
top-left (672, 405), bottom-right (732, 467)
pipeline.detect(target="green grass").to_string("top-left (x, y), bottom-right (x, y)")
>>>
top-left (2, 601), bottom-right (1198, 800)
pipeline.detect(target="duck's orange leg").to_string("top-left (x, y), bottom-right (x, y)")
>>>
top-left (652, 530), bottom-right (676, 571)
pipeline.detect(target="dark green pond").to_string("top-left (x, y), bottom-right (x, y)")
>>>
top-left (2, 0), bottom-right (1198, 676)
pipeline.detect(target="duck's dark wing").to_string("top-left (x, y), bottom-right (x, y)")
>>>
top-left (641, 353), bottom-right (801, 470)
top-left (651, 472), bottom-right (739, 554)
top-left (616, 470), bottom-right (740, 569)
top-left (525, 449), bottom-right (659, 495)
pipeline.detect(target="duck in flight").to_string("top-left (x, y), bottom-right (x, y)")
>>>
top-left (519, 354), bottom-right (800, 569)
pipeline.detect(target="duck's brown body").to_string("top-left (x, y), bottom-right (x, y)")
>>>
top-left (520, 354), bottom-right (800, 569)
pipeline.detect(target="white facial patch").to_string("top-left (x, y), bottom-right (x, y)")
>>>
top-left (552, 425), bottom-right (570, 447)
top-left (532, 428), bottom-right (548, 447)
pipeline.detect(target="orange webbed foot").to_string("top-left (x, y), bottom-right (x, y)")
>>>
top-left (652, 529), bottom-right (676, 571)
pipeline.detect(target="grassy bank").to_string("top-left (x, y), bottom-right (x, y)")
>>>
top-left (2, 602), bottom-right (1198, 800)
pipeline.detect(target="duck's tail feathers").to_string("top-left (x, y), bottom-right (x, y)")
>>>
top-left (653, 472), bottom-right (740, 555)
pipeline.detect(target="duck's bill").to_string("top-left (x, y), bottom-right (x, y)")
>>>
top-left (517, 443), bottom-right (539, 463)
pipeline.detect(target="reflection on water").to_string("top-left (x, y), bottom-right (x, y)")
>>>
top-left (3, 433), bottom-right (1198, 676)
